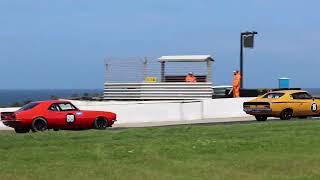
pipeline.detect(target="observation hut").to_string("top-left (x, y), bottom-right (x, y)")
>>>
top-left (158, 55), bottom-right (214, 83)
top-left (104, 55), bottom-right (214, 100)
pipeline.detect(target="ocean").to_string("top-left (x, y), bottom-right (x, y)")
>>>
top-left (307, 88), bottom-right (320, 97)
top-left (0, 89), bottom-right (103, 107)
top-left (0, 88), bottom-right (319, 107)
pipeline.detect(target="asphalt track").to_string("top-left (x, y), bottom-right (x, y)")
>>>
top-left (113, 117), bottom-right (320, 129)
top-left (1, 117), bottom-right (319, 131)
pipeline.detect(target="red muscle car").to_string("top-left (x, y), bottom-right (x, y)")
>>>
top-left (0, 100), bottom-right (117, 133)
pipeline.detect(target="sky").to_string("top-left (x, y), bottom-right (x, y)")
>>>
top-left (0, 0), bottom-right (319, 89)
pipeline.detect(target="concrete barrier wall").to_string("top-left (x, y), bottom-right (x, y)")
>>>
top-left (0, 107), bottom-right (19, 129)
top-left (203, 98), bottom-right (251, 119)
top-left (0, 98), bottom-right (254, 128)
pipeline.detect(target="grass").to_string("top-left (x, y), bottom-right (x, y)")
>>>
top-left (1, 120), bottom-right (320, 180)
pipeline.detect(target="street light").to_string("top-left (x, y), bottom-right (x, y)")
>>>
top-left (240, 31), bottom-right (258, 88)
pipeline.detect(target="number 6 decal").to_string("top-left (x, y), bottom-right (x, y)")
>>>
top-left (311, 103), bottom-right (318, 112)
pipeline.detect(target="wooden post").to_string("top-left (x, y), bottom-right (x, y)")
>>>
top-left (160, 62), bottom-right (165, 82)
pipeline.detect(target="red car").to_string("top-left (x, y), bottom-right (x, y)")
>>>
top-left (0, 100), bottom-right (117, 133)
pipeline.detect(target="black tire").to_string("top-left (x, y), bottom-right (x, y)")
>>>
top-left (255, 116), bottom-right (267, 121)
top-left (93, 117), bottom-right (108, 130)
top-left (14, 128), bottom-right (30, 133)
top-left (53, 128), bottom-right (60, 131)
top-left (280, 109), bottom-right (293, 120)
top-left (31, 117), bottom-right (48, 132)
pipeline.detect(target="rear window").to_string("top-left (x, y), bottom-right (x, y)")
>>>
top-left (263, 93), bottom-right (285, 99)
top-left (17, 102), bottom-right (39, 112)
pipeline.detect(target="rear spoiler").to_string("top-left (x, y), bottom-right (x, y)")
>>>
top-left (243, 102), bottom-right (270, 106)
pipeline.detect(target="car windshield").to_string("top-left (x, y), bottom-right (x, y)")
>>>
top-left (263, 93), bottom-right (285, 99)
top-left (17, 102), bottom-right (39, 112)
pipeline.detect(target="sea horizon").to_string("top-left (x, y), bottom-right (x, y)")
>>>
top-left (0, 88), bottom-right (319, 107)
top-left (0, 89), bottom-right (103, 107)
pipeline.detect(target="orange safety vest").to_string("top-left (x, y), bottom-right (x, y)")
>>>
top-left (185, 75), bottom-right (197, 82)
top-left (233, 73), bottom-right (241, 87)
top-left (233, 72), bottom-right (241, 97)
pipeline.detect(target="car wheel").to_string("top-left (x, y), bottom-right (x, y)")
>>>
top-left (280, 109), bottom-right (293, 120)
top-left (31, 117), bottom-right (48, 132)
top-left (53, 128), bottom-right (60, 131)
top-left (255, 116), bottom-right (267, 121)
top-left (93, 117), bottom-right (108, 130)
top-left (14, 128), bottom-right (30, 133)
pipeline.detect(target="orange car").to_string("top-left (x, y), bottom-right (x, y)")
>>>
top-left (243, 90), bottom-right (320, 121)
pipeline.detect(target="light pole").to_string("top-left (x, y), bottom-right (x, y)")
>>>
top-left (240, 31), bottom-right (258, 88)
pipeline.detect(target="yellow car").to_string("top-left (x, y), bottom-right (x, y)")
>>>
top-left (243, 90), bottom-right (320, 121)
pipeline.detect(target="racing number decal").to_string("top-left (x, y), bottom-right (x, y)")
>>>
top-left (66, 114), bottom-right (75, 125)
top-left (311, 103), bottom-right (318, 112)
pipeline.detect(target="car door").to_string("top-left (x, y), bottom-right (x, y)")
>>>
top-left (47, 103), bottom-right (83, 127)
top-left (299, 93), bottom-right (319, 116)
top-left (289, 93), bottom-right (303, 116)
top-left (291, 92), bottom-right (317, 116)
top-left (56, 103), bottom-right (84, 127)
top-left (46, 103), bottom-right (71, 127)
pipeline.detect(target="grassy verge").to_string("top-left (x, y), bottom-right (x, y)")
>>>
top-left (1, 120), bottom-right (320, 180)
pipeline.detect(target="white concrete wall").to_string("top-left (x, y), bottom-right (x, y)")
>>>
top-left (0, 107), bottom-right (19, 129)
top-left (0, 98), bottom-right (254, 128)
top-left (203, 98), bottom-right (251, 119)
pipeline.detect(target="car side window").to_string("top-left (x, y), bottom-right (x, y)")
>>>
top-left (263, 93), bottom-right (284, 99)
top-left (302, 93), bottom-right (313, 99)
top-left (292, 92), bottom-right (312, 100)
top-left (49, 104), bottom-right (60, 112)
top-left (291, 93), bottom-right (298, 99)
top-left (58, 103), bottom-right (78, 111)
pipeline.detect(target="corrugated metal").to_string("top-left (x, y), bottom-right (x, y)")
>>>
top-left (104, 82), bottom-right (213, 100)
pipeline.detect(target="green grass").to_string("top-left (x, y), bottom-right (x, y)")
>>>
top-left (1, 120), bottom-right (320, 180)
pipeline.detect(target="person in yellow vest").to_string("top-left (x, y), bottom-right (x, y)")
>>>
top-left (185, 72), bottom-right (197, 83)
top-left (232, 70), bottom-right (241, 97)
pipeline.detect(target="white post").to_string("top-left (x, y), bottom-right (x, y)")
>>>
top-left (104, 62), bottom-right (109, 83)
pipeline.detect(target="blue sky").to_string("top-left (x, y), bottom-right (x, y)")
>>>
top-left (0, 0), bottom-right (319, 89)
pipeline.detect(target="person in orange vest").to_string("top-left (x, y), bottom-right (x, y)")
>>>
top-left (185, 72), bottom-right (197, 83)
top-left (232, 70), bottom-right (241, 97)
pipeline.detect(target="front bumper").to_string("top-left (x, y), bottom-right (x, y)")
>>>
top-left (244, 108), bottom-right (272, 114)
top-left (108, 119), bottom-right (117, 127)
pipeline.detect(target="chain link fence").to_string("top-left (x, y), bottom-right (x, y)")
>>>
top-left (105, 57), bottom-right (208, 83)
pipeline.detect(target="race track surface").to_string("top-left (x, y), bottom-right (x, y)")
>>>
top-left (3, 117), bottom-right (319, 131)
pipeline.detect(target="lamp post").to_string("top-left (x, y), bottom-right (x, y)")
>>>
top-left (240, 31), bottom-right (258, 88)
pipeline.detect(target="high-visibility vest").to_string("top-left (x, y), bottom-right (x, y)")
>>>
top-left (185, 75), bottom-right (197, 82)
top-left (233, 73), bottom-right (241, 87)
